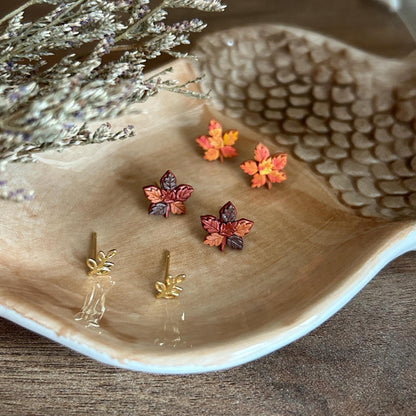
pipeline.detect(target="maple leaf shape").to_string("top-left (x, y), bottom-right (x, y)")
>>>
top-left (143, 170), bottom-right (194, 218)
top-left (240, 143), bottom-right (287, 189)
top-left (196, 119), bottom-right (238, 162)
top-left (143, 186), bottom-right (163, 203)
top-left (200, 201), bottom-right (253, 251)
top-left (234, 219), bottom-right (254, 237)
top-left (226, 235), bottom-right (243, 250)
top-left (170, 201), bottom-right (186, 215)
top-left (201, 215), bottom-right (221, 233)
top-left (204, 233), bottom-right (224, 247)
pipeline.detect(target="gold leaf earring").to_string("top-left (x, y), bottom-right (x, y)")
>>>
top-left (86, 231), bottom-right (117, 276)
top-left (155, 251), bottom-right (186, 299)
top-left (74, 232), bottom-right (117, 328)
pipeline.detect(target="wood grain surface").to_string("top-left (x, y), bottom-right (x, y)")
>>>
top-left (1, 1), bottom-right (415, 415)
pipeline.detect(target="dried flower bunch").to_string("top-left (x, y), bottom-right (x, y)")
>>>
top-left (0, 0), bottom-right (225, 201)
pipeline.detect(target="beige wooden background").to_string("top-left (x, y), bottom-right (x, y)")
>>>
top-left (1, 1), bottom-right (415, 415)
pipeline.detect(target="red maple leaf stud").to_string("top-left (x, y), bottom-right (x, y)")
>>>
top-left (143, 170), bottom-right (194, 218)
top-left (196, 119), bottom-right (238, 162)
top-left (240, 143), bottom-right (287, 189)
top-left (200, 201), bottom-right (254, 251)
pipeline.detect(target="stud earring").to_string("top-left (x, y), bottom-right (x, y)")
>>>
top-left (240, 142), bottom-right (287, 189)
top-left (196, 119), bottom-right (238, 162)
top-left (155, 251), bottom-right (186, 299)
top-left (143, 170), bottom-right (194, 218)
top-left (200, 201), bottom-right (254, 251)
top-left (86, 231), bottom-right (117, 276)
top-left (74, 232), bottom-right (117, 328)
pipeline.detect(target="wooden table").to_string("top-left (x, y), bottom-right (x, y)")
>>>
top-left (1, 1), bottom-right (415, 414)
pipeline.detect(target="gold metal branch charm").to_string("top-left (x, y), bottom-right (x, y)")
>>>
top-left (155, 251), bottom-right (186, 299)
top-left (86, 232), bottom-right (117, 277)
top-left (74, 232), bottom-right (117, 328)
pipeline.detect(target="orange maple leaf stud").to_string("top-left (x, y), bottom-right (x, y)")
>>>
top-left (196, 119), bottom-right (238, 162)
top-left (240, 143), bottom-right (287, 189)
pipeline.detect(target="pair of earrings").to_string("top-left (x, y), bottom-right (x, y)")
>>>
top-left (196, 119), bottom-right (288, 190)
top-left (75, 233), bottom-right (184, 328)
top-left (85, 233), bottom-right (184, 298)
top-left (143, 171), bottom-right (254, 251)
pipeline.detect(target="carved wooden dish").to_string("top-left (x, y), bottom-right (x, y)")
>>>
top-left (1, 25), bottom-right (415, 373)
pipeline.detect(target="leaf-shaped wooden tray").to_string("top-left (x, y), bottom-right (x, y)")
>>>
top-left (1, 25), bottom-right (416, 374)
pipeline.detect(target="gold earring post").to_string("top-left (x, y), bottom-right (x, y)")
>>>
top-left (164, 251), bottom-right (171, 281)
top-left (90, 232), bottom-right (97, 261)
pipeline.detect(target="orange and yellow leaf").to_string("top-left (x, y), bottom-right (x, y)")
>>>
top-left (197, 119), bottom-right (239, 162)
top-left (251, 173), bottom-right (267, 188)
top-left (258, 159), bottom-right (273, 176)
top-left (223, 130), bottom-right (238, 146)
top-left (204, 148), bottom-right (220, 161)
top-left (208, 134), bottom-right (224, 149)
top-left (267, 171), bottom-right (287, 183)
top-left (240, 160), bottom-right (258, 175)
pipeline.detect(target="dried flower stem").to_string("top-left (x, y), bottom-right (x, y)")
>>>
top-left (0, 0), bottom-right (225, 200)
top-left (0, 0), bottom-right (45, 26)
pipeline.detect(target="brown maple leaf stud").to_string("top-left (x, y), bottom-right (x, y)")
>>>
top-left (200, 201), bottom-right (254, 251)
top-left (143, 170), bottom-right (194, 218)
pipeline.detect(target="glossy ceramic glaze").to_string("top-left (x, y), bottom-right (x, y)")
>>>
top-left (0, 25), bottom-right (415, 373)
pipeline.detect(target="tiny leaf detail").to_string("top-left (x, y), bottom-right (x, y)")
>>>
top-left (226, 235), bottom-right (243, 250)
top-left (196, 119), bottom-right (238, 162)
top-left (175, 185), bottom-right (194, 202)
top-left (155, 273), bottom-right (186, 299)
top-left (235, 219), bottom-right (254, 237)
top-left (155, 281), bottom-right (166, 293)
top-left (204, 233), bottom-right (224, 247)
top-left (240, 143), bottom-right (287, 189)
top-left (86, 258), bottom-right (97, 270)
top-left (170, 201), bottom-right (186, 215)
top-left (149, 202), bottom-right (168, 216)
top-left (143, 171), bottom-right (194, 218)
top-left (86, 249), bottom-right (117, 277)
top-left (201, 215), bottom-right (221, 233)
top-left (219, 201), bottom-right (237, 222)
top-left (107, 249), bottom-right (117, 259)
top-left (97, 251), bottom-right (106, 263)
top-left (143, 186), bottom-right (163, 203)
top-left (200, 202), bottom-right (253, 251)
top-left (160, 170), bottom-right (177, 190)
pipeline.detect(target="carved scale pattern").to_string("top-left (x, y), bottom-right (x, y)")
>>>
top-left (193, 25), bottom-right (416, 219)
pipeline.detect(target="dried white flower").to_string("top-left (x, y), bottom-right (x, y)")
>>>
top-left (0, 0), bottom-right (225, 200)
